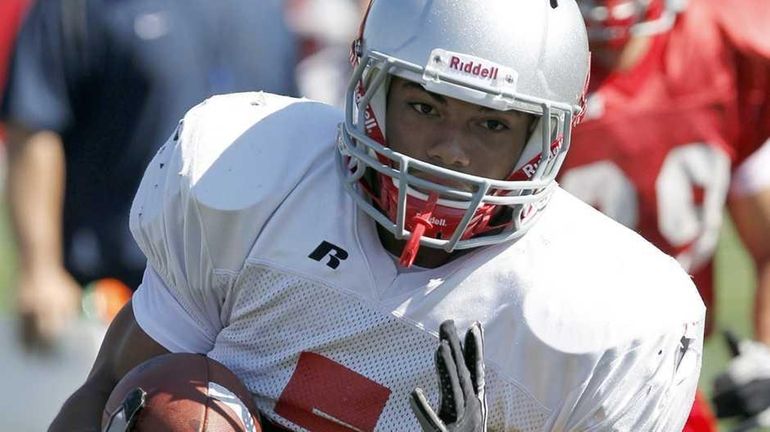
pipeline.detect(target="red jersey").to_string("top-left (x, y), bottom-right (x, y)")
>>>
top-left (0, 0), bottom-right (31, 140)
top-left (560, 0), bottom-right (770, 333)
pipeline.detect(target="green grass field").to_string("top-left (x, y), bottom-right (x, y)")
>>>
top-left (0, 201), bottom-right (15, 313)
top-left (703, 214), bottom-right (769, 431)
top-left (0, 202), bottom-right (764, 430)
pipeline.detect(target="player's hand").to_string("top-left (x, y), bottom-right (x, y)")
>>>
top-left (410, 320), bottom-right (486, 432)
top-left (712, 330), bottom-right (770, 422)
top-left (16, 265), bottom-right (82, 351)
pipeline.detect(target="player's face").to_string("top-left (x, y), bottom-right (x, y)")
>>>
top-left (386, 77), bottom-right (534, 184)
top-left (578, 0), bottom-right (649, 50)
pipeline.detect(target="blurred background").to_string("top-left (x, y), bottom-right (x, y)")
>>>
top-left (0, 0), bottom-right (767, 430)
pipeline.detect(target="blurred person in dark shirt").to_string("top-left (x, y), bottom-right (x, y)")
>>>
top-left (1, 0), bottom-right (298, 350)
top-left (0, 0), bottom-right (31, 144)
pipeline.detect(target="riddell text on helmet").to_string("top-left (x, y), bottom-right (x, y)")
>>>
top-left (449, 56), bottom-right (499, 80)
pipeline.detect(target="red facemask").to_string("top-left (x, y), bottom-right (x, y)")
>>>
top-left (584, 0), bottom-right (665, 49)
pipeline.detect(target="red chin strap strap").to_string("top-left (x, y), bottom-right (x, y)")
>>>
top-left (399, 192), bottom-right (440, 267)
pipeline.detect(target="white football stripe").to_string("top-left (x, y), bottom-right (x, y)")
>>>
top-left (208, 382), bottom-right (257, 432)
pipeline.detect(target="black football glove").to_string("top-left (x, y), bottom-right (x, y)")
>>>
top-left (410, 320), bottom-right (486, 432)
top-left (712, 330), bottom-right (770, 425)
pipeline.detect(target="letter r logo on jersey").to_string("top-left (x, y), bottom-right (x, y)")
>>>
top-left (309, 241), bottom-right (349, 269)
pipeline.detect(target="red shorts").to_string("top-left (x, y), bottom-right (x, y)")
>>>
top-left (683, 390), bottom-right (718, 432)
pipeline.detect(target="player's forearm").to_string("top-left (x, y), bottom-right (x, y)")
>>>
top-left (5, 125), bottom-right (66, 271)
top-left (750, 189), bottom-right (770, 344)
top-left (754, 261), bottom-right (770, 344)
top-left (49, 379), bottom-right (114, 432)
top-left (728, 187), bottom-right (770, 344)
top-left (49, 304), bottom-right (126, 431)
top-left (49, 303), bottom-right (170, 430)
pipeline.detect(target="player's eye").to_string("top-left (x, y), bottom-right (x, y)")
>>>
top-left (409, 102), bottom-right (437, 116)
top-left (480, 119), bottom-right (509, 132)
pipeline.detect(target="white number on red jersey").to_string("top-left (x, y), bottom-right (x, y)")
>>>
top-left (561, 143), bottom-right (731, 272)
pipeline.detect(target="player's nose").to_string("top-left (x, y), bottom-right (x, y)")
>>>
top-left (426, 127), bottom-right (471, 169)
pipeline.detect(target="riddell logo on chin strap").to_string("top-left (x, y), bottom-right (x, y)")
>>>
top-left (449, 56), bottom-right (499, 80)
top-left (428, 216), bottom-right (447, 227)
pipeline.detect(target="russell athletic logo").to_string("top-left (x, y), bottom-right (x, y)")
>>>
top-left (309, 241), bottom-right (349, 269)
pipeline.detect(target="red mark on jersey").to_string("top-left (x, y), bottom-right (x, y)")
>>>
top-left (275, 352), bottom-right (391, 432)
top-left (449, 56), bottom-right (498, 80)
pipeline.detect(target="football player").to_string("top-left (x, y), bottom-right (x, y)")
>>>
top-left (562, 0), bottom-right (770, 430)
top-left (51, 1), bottom-right (706, 430)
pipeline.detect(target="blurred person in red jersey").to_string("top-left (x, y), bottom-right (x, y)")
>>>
top-left (562, 1), bottom-right (770, 430)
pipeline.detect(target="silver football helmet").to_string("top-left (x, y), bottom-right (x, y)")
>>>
top-left (337, 0), bottom-right (590, 262)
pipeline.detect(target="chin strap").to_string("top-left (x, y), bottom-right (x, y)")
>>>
top-left (400, 192), bottom-right (440, 268)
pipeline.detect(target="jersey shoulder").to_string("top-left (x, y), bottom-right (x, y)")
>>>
top-left (526, 188), bottom-right (705, 343)
top-left (470, 189), bottom-right (705, 428)
top-left (691, 0), bottom-right (770, 59)
top-left (130, 92), bottom-right (342, 286)
top-left (174, 92), bottom-right (340, 210)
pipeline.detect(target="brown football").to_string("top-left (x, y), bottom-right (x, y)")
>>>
top-left (102, 353), bottom-right (262, 431)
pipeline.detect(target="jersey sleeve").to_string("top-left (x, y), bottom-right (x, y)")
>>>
top-left (596, 263), bottom-right (703, 432)
top-left (129, 115), bottom-right (228, 342)
top-left (129, 92), bottom-right (340, 347)
top-left (131, 265), bottom-right (216, 353)
top-left (715, 0), bottom-right (770, 161)
top-left (715, 0), bottom-right (770, 61)
top-left (545, 254), bottom-right (705, 431)
top-left (567, 319), bottom-right (702, 431)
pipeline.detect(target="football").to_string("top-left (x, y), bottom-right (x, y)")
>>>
top-left (102, 353), bottom-right (262, 432)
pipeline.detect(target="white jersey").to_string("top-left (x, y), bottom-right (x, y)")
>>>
top-left (130, 92), bottom-right (706, 432)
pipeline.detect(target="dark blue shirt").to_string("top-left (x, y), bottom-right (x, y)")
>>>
top-left (1, 0), bottom-right (298, 287)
